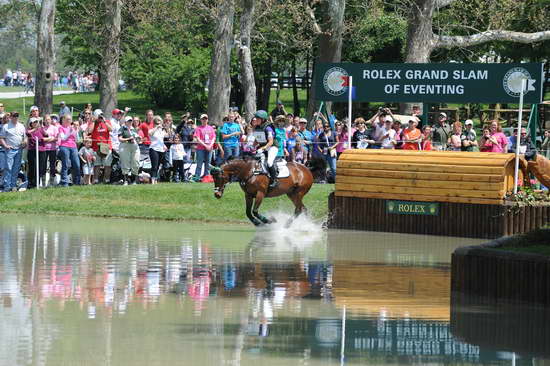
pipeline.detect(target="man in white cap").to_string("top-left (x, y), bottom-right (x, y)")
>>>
top-left (59, 101), bottom-right (71, 117)
top-left (461, 119), bottom-right (478, 152)
top-left (432, 112), bottom-right (451, 150)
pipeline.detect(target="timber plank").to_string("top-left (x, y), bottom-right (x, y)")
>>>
top-left (337, 168), bottom-right (505, 183)
top-left (336, 175), bottom-right (504, 191)
top-left (336, 183), bottom-right (504, 199)
top-left (337, 161), bottom-right (504, 175)
top-left (339, 154), bottom-right (508, 166)
top-left (342, 149), bottom-right (514, 161)
top-left (334, 191), bottom-right (504, 205)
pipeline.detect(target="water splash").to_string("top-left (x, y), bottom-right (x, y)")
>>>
top-left (253, 211), bottom-right (326, 251)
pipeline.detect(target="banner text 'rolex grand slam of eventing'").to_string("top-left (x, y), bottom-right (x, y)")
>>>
top-left (315, 63), bottom-right (544, 104)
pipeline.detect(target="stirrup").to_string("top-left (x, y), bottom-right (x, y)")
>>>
top-left (269, 178), bottom-right (279, 189)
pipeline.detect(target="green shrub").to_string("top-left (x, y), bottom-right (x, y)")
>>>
top-left (122, 47), bottom-right (210, 112)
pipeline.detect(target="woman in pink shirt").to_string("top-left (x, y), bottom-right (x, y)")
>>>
top-left (40, 114), bottom-right (59, 186)
top-left (192, 114), bottom-right (216, 181)
top-left (489, 120), bottom-right (508, 153)
top-left (336, 122), bottom-right (352, 158)
top-left (58, 115), bottom-right (81, 186)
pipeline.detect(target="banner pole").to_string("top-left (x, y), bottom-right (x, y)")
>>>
top-left (347, 76), bottom-right (353, 149)
top-left (513, 79), bottom-right (526, 195)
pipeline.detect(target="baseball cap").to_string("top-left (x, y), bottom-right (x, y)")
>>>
top-left (439, 112), bottom-right (447, 118)
top-left (299, 118), bottom-right (307, 124)
top-left (30, 105), bottom-right (39, 112)
top-left (93, 109), bottom-right (104, 118)
top-left (29, 117), bottom-right (41, 124)
top-left (200, 113), bottom-right (208, 119)
top-left (60, 101), bottom-right (66, 105)
top-left (385, 116), bottom-right (393, 122)
top-left (465, 119), bottom-right (473, 126)
top-left (112, 108), bottom-right (122, 115)
top-left (124, 116), bottom-right (133, 123)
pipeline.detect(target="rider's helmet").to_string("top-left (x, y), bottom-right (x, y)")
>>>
top-left (255, 110), bottom-right (268, 120)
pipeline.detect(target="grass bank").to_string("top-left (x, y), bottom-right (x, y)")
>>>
top-left (498, 229), bottom-right (550, 256)
top-left (0, 183), bottom-right (333, 224)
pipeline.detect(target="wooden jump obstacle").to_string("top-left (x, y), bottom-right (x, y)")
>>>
top-left (328, 150), bottom-right (550, 238)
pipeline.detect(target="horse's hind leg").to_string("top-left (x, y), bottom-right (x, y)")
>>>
top-left (288, 190), bottom-right (307, 218)
top-left (245, 195), bottom-right (262, 226)
top-left (253, 191), bottom-right (271, 224)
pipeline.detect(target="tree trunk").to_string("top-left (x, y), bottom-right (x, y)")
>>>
top-left (34, 0), bottom-right (56, 115)
top-left (99, 0), bottom-right (121, 118)
top-left (307, 0), bottom-right (346, 119)
top-left (238, 0), bottom-right (256, 123)
top-left (402, 0), bottom-right (437, 114)
top-left (258, 57), bottom-right (272, 111)
top-left (291, 56), bottom-right (300, 116)
top-left (207, 0), bottom-right (235, 125)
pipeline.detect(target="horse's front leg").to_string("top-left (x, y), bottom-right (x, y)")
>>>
top-left (246, 194), bottom-right (262, 226)
top-left (253, 191), bottom-right (271, 224)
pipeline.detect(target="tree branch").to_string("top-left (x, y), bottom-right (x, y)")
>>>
top-left (303, 0), bottom-right (326, 36)
top-left (436, 30), bottom-right (550, 49)
top-left (435, 0), bottom-right (456, 8)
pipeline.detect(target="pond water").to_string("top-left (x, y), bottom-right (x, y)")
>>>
top-left (0, 214), bottom-right (548, 366)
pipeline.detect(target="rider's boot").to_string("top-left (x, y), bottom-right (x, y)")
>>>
top-left (268, 165), bottom-right (278, 189)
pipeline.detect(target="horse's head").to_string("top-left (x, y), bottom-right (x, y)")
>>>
top-left (211, 166), bottom-right (229, 199)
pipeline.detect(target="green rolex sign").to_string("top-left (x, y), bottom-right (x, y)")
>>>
top-left (315, 63), bottom-right (544, 103)
top-left (386, 201), bottom-right (439, 216)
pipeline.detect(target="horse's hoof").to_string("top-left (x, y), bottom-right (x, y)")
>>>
top-left (252, 220), bottom-right (263, 227)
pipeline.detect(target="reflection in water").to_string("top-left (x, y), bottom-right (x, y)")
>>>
top-left (0, 215), bottom-right (547, 365)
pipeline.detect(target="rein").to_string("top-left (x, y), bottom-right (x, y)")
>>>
top-left (213, 160), bottom-right (255, 193)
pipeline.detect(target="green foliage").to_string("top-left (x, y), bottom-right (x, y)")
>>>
top-left (122, 47), bottom-right (211, 111)
top-left (0, 0), bottom-right (37, 71)
top-left (344, 12), bottom-right (407, 62)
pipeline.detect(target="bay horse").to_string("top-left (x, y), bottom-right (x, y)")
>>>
top-left (211, 159), bottom-right (314, 226)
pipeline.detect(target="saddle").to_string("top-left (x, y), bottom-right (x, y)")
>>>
top-left (253, 155), bottom-right (290, 178)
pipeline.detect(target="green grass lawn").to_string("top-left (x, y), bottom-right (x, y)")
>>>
top-left (0, 182), bottom-right (334, 224)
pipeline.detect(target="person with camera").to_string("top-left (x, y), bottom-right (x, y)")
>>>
top-left (176, 112), bottom-right (194, 160)
top-left (0, 111), bottom-right (27, 192)
top-left (221, 112), bottom-right (243, 161)
top-left (87, 111), bottom-right (113, 184)
top-left (118, 116), bottom-right (141, 185)
top-left (148, 116), bottom-right (167, 184)
top-left (270, 100), bottom-right (287, 120)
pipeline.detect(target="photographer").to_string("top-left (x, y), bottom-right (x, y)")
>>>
top-left (270, 100), bottom-right (287, 120)
top-left (87, 111), bottom-right (113, 184)
top-left (221, 112), bottom-right (243, 161)
top-left (176, 112), bottom-right (194, 159)
top-left (148, 116), bottom-right (167, 184)
top-left (118, 116), bottom-right (141, 185)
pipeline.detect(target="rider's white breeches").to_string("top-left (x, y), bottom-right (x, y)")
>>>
top-left (267, 146), bottom-right (278, 167)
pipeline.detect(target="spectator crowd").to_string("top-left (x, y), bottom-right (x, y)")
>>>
top-left (0, 100), bottom-right (548, 193)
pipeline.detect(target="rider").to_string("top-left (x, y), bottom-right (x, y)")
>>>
top-left (254, 110), bottom-right (279, 189)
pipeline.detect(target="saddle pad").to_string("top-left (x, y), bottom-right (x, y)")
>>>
top-left (276, 161), bottom-right (290, 178)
